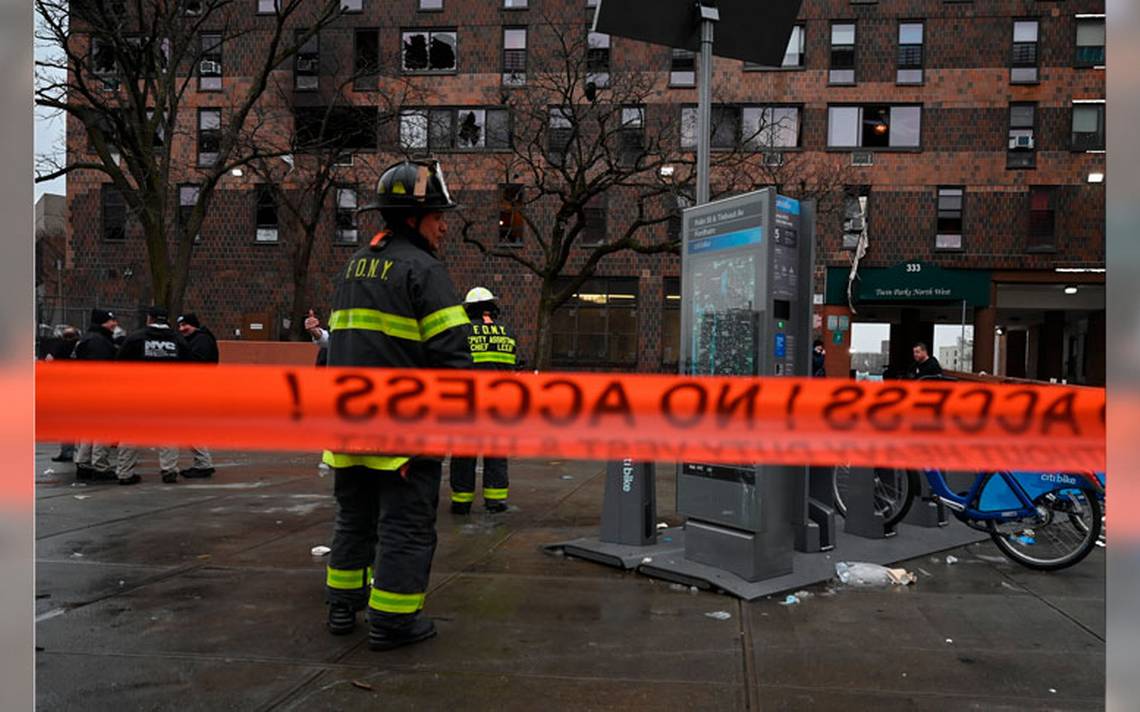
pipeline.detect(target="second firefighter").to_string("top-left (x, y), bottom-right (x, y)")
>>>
top-left (449, 287), bottom-right (517, 514)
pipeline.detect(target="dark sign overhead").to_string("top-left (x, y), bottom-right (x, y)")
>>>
top-left (594, 0), bottom-right (803, 66)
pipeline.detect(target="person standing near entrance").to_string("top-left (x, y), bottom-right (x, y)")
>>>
top-left (177, 312), bottom-right (219, 479)
top-left (908, 341), bottom-right (943, 379)
top-left (322, 160), bottom-right (470, 651)
top-left (449, 287), bottom-right (517, 515)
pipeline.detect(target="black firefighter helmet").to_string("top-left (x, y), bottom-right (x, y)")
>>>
top-left (363, 159), bottom-right (459, 215)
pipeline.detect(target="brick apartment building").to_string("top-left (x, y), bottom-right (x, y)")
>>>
top-left (60, 0), bottom-right (1105, 383)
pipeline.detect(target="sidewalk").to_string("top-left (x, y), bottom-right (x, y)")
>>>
top-left (35, 445), bottom-right (1105, 711)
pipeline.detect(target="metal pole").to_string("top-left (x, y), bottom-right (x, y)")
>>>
top-left (960, 299), bottom-right (967, 370)
top-left (696, 7), bottom-right (718, 205)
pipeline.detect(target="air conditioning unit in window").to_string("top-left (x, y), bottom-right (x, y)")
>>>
top-left (296, 58), bottom-right (319, 72)
top-left (763, 151), bottom-right (784, 167)
top-left (199, 60), bottom-right (221, 75)
top-left (851, 151), bottom-right (874, 166)
top-left (843, 216), bottom-right (866, 232)
top-left (1009, 135), bottom-right (1035, 150)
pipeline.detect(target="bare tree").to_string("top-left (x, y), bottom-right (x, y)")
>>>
top-left (241, 53), bottom-right (421, 340)
top-left (34, 0), bottom-right (345, 316)
top-left (456, 19), bottom-right (810, 369)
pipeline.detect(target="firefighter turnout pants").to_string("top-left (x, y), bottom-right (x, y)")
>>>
top-left (449, 456), bottom-right (509, 505)
top-left (325, 460), bottom-right (441, 620)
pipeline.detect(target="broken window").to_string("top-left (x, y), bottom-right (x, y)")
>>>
top-left (197, 109), bottom-right (221, 166)
top-left (199, 33), bottom-right (222, 91)
top-left (335, 187), bottom-right (358, 243)
top-left (400, 108), bottom-right (510, 151)
top-left (402, 30), bottom-right (457, 72)
top-left (255, 185), bottom-right (278, 242)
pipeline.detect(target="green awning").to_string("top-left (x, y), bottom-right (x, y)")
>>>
top-left (826, 262), bottom-right (991, 307)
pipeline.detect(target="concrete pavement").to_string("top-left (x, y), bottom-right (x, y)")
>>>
top-left (35, 445), bottom-right (1105, 711)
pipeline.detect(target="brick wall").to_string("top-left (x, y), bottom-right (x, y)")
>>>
top-left (63, 0), bottom-right (1105, 370)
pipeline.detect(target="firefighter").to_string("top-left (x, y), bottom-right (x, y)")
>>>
top-left (449, 287), bottom-right (517, 514)
top-left (322, 160), bottom-right (471, 651)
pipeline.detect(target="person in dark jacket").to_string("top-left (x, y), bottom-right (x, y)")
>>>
top-left (45, 326), bottom-right (81, 461)
top-left (908, 341), bottom-right (944, 379)
top-left (73, 310), bottom-right (120, 481)
top-left (449, 286), bottom-right (516, 515)
top-left (811, 339), bottom-right (827, 377)
top-left (322, 160), bottom-right (471, 651)
top-left (177, 312), bottom-right (219, 478)
top-left (115, 306), bottom-right (191, 485)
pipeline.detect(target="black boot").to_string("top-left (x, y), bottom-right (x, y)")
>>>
top-left (327, 603), bottom-right (357, 635)
top-left (485, 500), bottom-right (509, 514)
top-left (368, 615), bottom-right (436, 651)
top-left (450, 500), bottom-right (471, 515)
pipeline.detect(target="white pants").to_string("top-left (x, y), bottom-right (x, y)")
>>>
top-left (190, 445), bottom-right (213, 470)
top-left (117, 445), bottom-right (179, 480)
top-left (75, 442), bottom-right (113, 472)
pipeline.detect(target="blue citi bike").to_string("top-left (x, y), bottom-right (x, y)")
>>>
top-left (832, 465), bottom-right (1104, 571)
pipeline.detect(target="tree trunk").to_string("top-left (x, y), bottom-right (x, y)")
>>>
top-left (288, 225), bottom-right (320, 341)
top-left (533, 278), bottom-right (556, 371)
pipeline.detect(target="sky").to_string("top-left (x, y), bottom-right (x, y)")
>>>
top-left (34, 13), bottom-right (65, 201)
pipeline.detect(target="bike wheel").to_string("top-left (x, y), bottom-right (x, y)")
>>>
top-left (832, 465), bottom-right (918, 527)
top-left (988, 488), bottom-right (1102, 571)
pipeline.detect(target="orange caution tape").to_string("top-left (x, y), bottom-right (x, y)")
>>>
top-left (35, 362), bottom-right (1105, 472)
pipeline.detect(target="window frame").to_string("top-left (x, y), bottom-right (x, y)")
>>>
top-left (1007, 102), bottom-right (1037, 169)
top-left (681, 104), bottom-right (803, 151)
top-left (399, 106), bottom-right (512, 153)
top-left (401, 28), bottom-right (458, 74)
top-left (1074, 16), bottom-right (1106, 68)
top-left (935, 186), bottom-right (964, 251)
top-left (294, 29), bottom-right (320, 91)
top-left (256, 0), bottom-right (279, 16)
top-left (198, 32), bottom-right (223, 92)
top-left (418, 0), bottom-right (443, 11)
top-left (353, 28), bottom-right (380, 91)
top-left (178, 183), bottom-right (201, 243)
top-left (101, 184), bottom-right (127, 242)
top-left (829, 21), bottom-right (857, 85)
top-left (334, 185), bottom-right (359, 244)
top-left (743, 24), bottom-right (805, 71)
top-left (502, 26), bottom-right (527, 87)
top-left (503, 0), bottom-right (529, 8)
top-left (254, 184), bottom-right (279, 244)
top-left (661, 276), bottom-right (681, 372)
top-left (896, 21), bottom-right (924, 85)
top-left (670, 48), bottom-right (696, 86)
top-left (340, 0), bottom-right (364, 14)
top-left (579, 193), bottom-right (608, 247)
top-left (197, 108), bottom-right (221, 167)
top-left (825, 104), bottom-right (923, 150)
top-left (1027, 186), bottom-right (1057, 253)
top-left (587, 31), bottom-right (611, 88)
top-left (1071, 101), bottom-right (1105, 152)
top-left (498, 183), bottom-right (525, 245)
top-left (549, 276), bottom-right (640, 368)
top-left (1010, 18), bottom-right (1040, 84)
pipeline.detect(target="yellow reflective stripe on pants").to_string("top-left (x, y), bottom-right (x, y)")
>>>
top-left (472, 351), bottom-right (517, 365)
top-left (327, 566), bottom-right (368, 590)
top-left (451, 491), bottom-right (475, 503)
top-left (369, 588), bottom-right (425, 614)
top-left (322, 451), bottom-right (411, 471)
top-left (328, 308), bottom-right (421, 341)
top-left (420, 305), bottom-right (469, 341)
top-left (484, 488), bottom-right (509, 500)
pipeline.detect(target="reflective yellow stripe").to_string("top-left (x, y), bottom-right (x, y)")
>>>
top-left (322, 451), bottom-right (411, 472)
top-left (451, 491), bottom-right (475, 503)
top-left (326, 566), bottom-right (367, 590)
top-left (329, 308), bottom-right (421, 341)
top-left (484, 488), bottom-right (509, 500)
top-left (369, 588), bottom-right (425, 614)
top-left (420, 305), bottom-right (469, 341)
top-left (472, 351), bottom-right (517, 365)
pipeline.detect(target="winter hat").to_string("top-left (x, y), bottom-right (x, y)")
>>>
top-left (90, 309), bottom-right (115, 326)
top-left (177, 312), bottom-right (200, 328)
